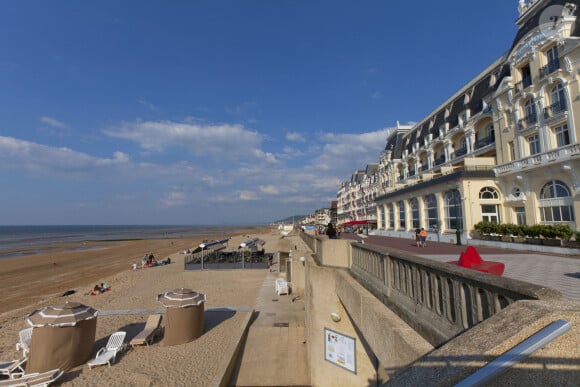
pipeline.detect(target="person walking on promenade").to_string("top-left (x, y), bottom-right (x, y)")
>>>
top-left (415, 227), bottom-right (421, 247)
top-left (326, 223), bottom-right (337, 239)
top-left (419, 228), bottom-right (427, 247)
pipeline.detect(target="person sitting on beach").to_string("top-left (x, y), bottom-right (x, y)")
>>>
top-left (91, 284), bottom-right (102, 295)
top-left (101, 283), bottom-right (111, 292)
top-left (132, 262), bottom-right (138, 270)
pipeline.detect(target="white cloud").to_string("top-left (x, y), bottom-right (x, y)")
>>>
top-left (103, 120), bottom-right (271, 163)
top-left (0, 136), bottom-right (130, 175)
top-left (286, 131), bottom-right (306, 142)
top-left (238, 190), bottom-right (259, 201)
top-left (39, 116), bottom-right (69, 129)
top-left (138, 99), bottom-right (158, 112)
top-left (259, 185), bottom-right (279, 195)
top-left (161, 191), bottom-right (186, 207)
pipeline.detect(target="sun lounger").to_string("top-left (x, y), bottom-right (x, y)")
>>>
top-left (0, 357), bottom-right (27, 379)
top-left (130, 314), bottom-right (163, 348)
top-left (87, 331), bottom-right (126, 369)
top-left (0, 368), bottom-right (63, 387)
top-left (15, 328), bottom-right (32, 357)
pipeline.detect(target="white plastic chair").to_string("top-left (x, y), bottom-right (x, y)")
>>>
top-left (0, 357), bottom-right (27, 379)
top-left (0, 368), bottom-right (62, 387)
top-left (87, 331), bottom-right (127, 369)
top-left (15, 328), bottom-right (33, 356)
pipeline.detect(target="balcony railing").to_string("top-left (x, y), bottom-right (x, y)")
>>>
top-left (408, 170), bottom-right (416, 177)
top-left (454, 147), bottom-right (467, 157)
top-left (539, 59), bottom-right (560, 79)
top-left (517, 113), bottom-right (538, 129)
top-left (474, 136), bottom-right (495, 150)
top-left (494, 143), bottom-right (580, 175)
top-left (434, 156), bottom-right (445, 166)
top-left (514, 75), bottom-right (532, 93)
top-left (421, 164), bottom-right (429, 171)
top-left (543, 100), bottom-right (567, 119)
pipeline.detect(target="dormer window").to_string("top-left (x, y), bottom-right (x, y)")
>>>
top-left (540, 46), bottom-right (560, 79)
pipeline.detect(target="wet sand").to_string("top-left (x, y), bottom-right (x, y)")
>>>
top-left (0, 225), bottom-right (285, 386)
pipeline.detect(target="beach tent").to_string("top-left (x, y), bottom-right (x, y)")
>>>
top-left (157, 288), bottom-right (206, 346)
top-left (24, 302), bottom-right (97, 373)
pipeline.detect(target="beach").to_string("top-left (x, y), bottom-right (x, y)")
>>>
top-left (0, 225), bottom-right (283, 386)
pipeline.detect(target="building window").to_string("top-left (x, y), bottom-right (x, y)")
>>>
top-left (528, 134), bottom-right (541, 155)
top-left (508, 141), bottom-right (515, 161)
top-left (445, 190), bottom-right (463, 230)
top-left (479, 187), bottom-right (499, 200)
top-left (549, 83), bottom-right (566, 113)
top-left (515, 207), bottom-right (526, 225)
top-left (399, 201), bottom-right (406, 230)
top-left (424, 194), bottom-right (439, 230)
top-left (521, 64), bottom-right (532, 88)
top-left (389, 203), bottom-right (395, 229)
top-left (481, 204), bottom-right (500, 223)
top-left (539, 180), bottom-right (575, 223)
top-left (554, 124), bottom-right (570, 147)
top-left (380, 205), bottom-right (385, 229)
top-left (410, 198), bottom-right (420, 228)
top-left (523, 99), bottom-right (537, 125)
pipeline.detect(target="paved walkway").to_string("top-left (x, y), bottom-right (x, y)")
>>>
top-left (230, 270), bottom-right (310, 386)
top-left (341, 233), bottom-right (580, 300)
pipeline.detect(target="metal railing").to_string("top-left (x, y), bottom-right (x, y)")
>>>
top-left (543, 100), bottom-right (567, 119)
top-left (456, 319), bottom-right (571, 386)
top-left (474, 136), bottom-right (494, 150)
top-left (539, 59), bottom-right (560, 79)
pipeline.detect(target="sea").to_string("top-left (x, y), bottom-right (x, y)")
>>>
top-left (0, 225), bottom-right (247, 259)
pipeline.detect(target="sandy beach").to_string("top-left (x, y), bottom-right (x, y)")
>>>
top-left (0, 225), bottom-right (285, 386)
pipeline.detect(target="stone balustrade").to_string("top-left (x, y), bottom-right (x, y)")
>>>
top-left (300, 232), bottom-right (561, 346)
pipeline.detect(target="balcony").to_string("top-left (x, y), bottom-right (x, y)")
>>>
top-left (494, 143), bottom-right (580, 175)
top-left (474, 135), bottom-right (495, 150)
top-left (543, 100), bottom-right (567, 122)
top-left (514, 75), bottom-right (532, 93)
top-left (434, 156), bottom-right (445, 166)
top-left (420, 164), bottom-right (429, 171)
top-left (454, 147), bottom-right (467, 157)
top-left (517, 113), bottom-right (538, 130)
top-left (408, 169), bottom-right (416, 177)
top-left (539, 59), bottom-right (560, 79)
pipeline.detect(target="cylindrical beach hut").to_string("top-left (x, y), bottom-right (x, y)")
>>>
top-left (25, 302), bottom-right (97, 373)
top-left (157, 288), bottom-right (206, 346)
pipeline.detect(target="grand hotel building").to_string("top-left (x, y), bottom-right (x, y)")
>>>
top-left (341, 1), bottom-right (580, 242)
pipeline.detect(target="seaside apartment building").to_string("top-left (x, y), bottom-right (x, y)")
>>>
top-left (366, 0), bottom-right (580, 242)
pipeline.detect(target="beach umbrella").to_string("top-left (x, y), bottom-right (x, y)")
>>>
top-left (157, 288), bottom-right (206, 346)
top-left (25, 302), bottom-right (97, 327)
top-left (25, 302), bottom-right (97, 373)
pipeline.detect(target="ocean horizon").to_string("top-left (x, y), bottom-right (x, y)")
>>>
top-left (0, 224), bottom-right (260, 259)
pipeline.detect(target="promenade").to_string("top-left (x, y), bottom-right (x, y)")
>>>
top-left (340, 233), bottom-right (580, 300)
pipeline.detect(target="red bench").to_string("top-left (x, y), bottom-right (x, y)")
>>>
top-left (447, 246), bottom-right (505, 275)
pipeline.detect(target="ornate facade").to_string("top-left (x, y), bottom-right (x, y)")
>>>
top-left (374, 0), bottom-right (580, 242)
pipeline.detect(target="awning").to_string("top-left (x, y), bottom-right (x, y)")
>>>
top-left (341, 220), bottom-right (376, 226)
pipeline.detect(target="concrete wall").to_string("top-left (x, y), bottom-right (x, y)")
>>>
top-left (387, 300), bottom-right (580, 386)
top-left (306, 255), bottom-right (378, 386)
top-left (305, 254), bottom-right (433, 386)
top-left (318, 239), bottom-right (352, 268)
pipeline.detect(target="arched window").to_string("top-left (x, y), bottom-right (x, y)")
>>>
top-left (399, 201), bottom-right (406, 230)
top-left (410, 198), bottom-right (420, 228)
top-left (523, 98), bottom-right (537, 124)
top-left (479, 187), bottom-right (499, 200)
top-left (445, 190), bottom-right (463, 230)
top-left (549, 83), bottom-right (566, 112)
top-left (539, 180), bottom-right (575, 222)
top-left (388, 203), bottom-right (395, 229)
top-left (424, 194), bottom-right (439, 230)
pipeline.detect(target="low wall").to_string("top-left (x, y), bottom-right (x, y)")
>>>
top-left (387, 299), bottom-right (580, 386)
top-left (305, 255), bottom-right (432, 386)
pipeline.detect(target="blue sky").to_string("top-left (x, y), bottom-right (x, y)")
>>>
top-left (0, 1), bottom-right (518, 225)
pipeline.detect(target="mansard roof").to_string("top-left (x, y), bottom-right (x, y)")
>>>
top-left (511, 0), bottom-right (580, 55)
